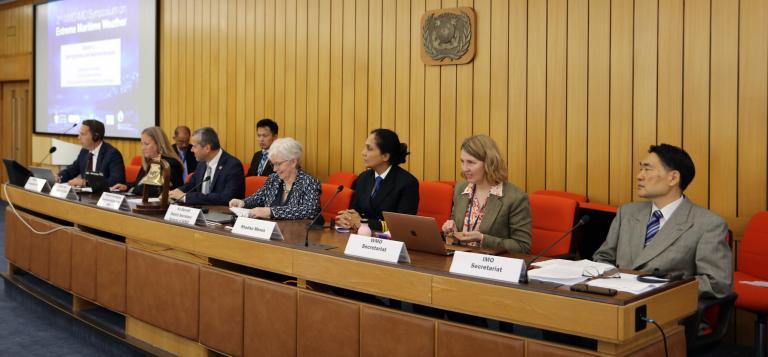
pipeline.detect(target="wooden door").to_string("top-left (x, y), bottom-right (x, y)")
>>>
top-left (1, 81), bottom-right (31, 184)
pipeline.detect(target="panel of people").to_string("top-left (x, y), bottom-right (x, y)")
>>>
top-left (54, 118), bottom-right (732, 300)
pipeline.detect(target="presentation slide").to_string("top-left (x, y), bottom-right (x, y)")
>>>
top-left (34, 0), bottom-right (157, 139)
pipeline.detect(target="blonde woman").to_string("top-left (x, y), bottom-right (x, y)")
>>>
top-left (110, 126), bottom-right (184, 195)
top-left (441, 135), bottom-right (532, 253)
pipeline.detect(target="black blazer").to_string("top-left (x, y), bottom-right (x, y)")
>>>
top-left (246, 150), bottom-right (274, 176)
top-left (178, 150), bottom-right (245, 205)
top-left (172, 144), bottom-right (198, 174)
top-left (130, 156), bottom-right (184, 196)
top-left (58, 142), bottom-right (126, 186)
top-left (350, 165), bottom-right (420, 231)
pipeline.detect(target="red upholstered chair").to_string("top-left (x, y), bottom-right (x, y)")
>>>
top-left (417, 181), bottom-right (454, 229)
top-left (438, 180), bottom-right (457, 190)
top-left (130, 155), bottom-right (143, 166)
top-left (242, 162), bottom-right (251, 176)
top-left (125, 165), bottom-right (141, 184)
top-left (185, 173), bottom-right (194, 184)
top-left (533, 189), bottom-right (588, 203)
top-left (327, 171), bottom-right (357, 189)
top-left (244, 176), bottom-right (268, 197)
top-left (529, 194), bottom-right (578, 257)
top-left (320, 183), bottom-right (353, 224)
top-left (734, 211), bottom-right (768, 356)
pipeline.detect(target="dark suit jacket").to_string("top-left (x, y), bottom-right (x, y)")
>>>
top-left (350, 165), bottom-right (419, 231)
top-left (58, 142), bottom-right (126, 186)
top-left (178, 150), bottom-right (244, 205)
top-left (246, 150), bottom-right (274, 176)
top-left (172, 144), bottom-right (198, 174)
top-left (130, 155), bottom-right (184, 196)
top-left (593, 198), bottom-right (732, 298)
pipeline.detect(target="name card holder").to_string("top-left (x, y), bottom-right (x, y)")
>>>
top-left (449, 251), bottom-right (524, 284)
top-left (24, 177), bottom-right (51, 193)
top-left (97, 192), bottom-right (131, 211)
top-left (164, 204), bottom-right (206, 226)
top-left (344, 234), bottom-right (411, 264)
top-left (232, 217), bottom-right (284, 241)
top-left (50, 183), bottom-right (79, 200)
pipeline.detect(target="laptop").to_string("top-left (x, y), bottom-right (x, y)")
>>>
top-left (3, 159), bottom-right (33, 186)
top-left (84, 171), bottom-right (109, 192)
top-left (383, 211), bottom-right (506, 256)
top-left (30, 167), bottom-right (57, 187)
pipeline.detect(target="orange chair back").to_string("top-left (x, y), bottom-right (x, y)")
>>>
top-left (320, 183), bottom-right (353, 223)
top-left (185, 173), bottom-right (194, 184)
top-left (327, 171), bottom-right (357, 188)
top-left (417, 181), bottom-right (454, 229)
top-left (533, 190), bottom-right (588, 203)
top-left (740, 211), bottom-right (768, 280)
top-left (529, 194), bottom-right (578, 257)
top-left (130, 155), bottom-right (143, 166)
top-left (245, 176), bottom-right (268, 197)
top-left (243, 162), bottom-right (251, 175)
top-left (125, 165), bottom-right (141, 184)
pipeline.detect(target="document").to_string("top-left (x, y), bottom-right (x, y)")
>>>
top-left (587, 273), bottom-right (666, 295)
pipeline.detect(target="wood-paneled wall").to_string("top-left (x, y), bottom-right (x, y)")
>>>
top-left (3, 0), bottom-right (768, 223)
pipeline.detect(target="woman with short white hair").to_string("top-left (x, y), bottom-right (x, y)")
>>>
top-left (230, 137), bottom-right (321, 219)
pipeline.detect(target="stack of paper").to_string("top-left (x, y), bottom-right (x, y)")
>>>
top-left (527, 259), bottom-right (616, 285)
top-left (229, 207), bottom-right (251, 218)
top-left (587, 273), bottom-right (666, 295)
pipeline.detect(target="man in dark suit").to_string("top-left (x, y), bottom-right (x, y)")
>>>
top-left (169, 127), bottom-right (244, 205)
top-left (593, 144), bottom-right (732, 299)
top-left (57, 119), bottom-right (125, 187)
top-left (246, 118), bottom-right (279, 176)
top-left (172, 125), bottom-right (198, 179)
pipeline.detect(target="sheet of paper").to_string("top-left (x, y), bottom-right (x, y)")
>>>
top-left (741, 281), bottom-right (768, 288)
top-left (587, 273), bottom-right (666, 295)
top-left (229, 207), bottom-right (251, 218)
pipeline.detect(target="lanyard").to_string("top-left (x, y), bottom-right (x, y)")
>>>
top-left (465, 185), bottom-right (486, 231)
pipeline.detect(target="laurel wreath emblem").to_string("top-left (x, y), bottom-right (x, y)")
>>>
top-left (423, 11), bottom-right (472, 61)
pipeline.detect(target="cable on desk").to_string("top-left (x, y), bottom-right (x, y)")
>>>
top-left (641, 316), bottom-right (668, 357)
top-left (3, 184), bottom-right (79, 236)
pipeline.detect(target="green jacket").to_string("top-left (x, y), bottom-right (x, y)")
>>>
top-left (451, 181), bottom-right (532, 253)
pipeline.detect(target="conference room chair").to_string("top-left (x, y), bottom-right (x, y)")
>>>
top-left (125, 165), bottom-right (141, 184)
top-left (327, 171), bottom-right (357, 189)
top-left (319, 183), bottom-right (353, 224)
top-left (438, 180), bottom-right (457, 190)
top-left (185, 173), bottom-right (194, 184)
top-left (242, 162), bottom-right (250, 176)
top-left (578, 201), bottom-right (618, 260)
top-left (533, 189), bottom-right (589, 203)
top-left (416, 181), bottom-right (454, 229)
top-left (528, 194), bottom-right (579, 258)
top-left (734, 211), bottom-right (768, 357)
top-left (244, 176), bottom-right (268, 197)
top-left (130, 155), bottom-right (142, 166)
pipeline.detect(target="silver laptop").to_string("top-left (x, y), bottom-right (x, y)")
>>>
top-left (30, 166), bottom-right (57, 187)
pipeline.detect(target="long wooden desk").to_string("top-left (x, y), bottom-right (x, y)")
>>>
top-left (2, 184), bottom-right (695, 356)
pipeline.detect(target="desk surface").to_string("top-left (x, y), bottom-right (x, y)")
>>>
top-left (3, 184), bottom-right (699, 345)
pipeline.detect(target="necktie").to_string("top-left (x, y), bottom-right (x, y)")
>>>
top-left (644, 210), bottom-right (664, 247)
top-left (87, 153), bottom-right (94, 172)
top-left (178, 148), bottom-right (188, 179)
top-left (371, 176), bottom-right (383, 198)
top-left (257, 150), bottom-right (269, 175)
top-left (202, 165), bottom-right (212, 194)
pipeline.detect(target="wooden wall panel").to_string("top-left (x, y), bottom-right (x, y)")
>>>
top-left (2, 0), bottom-right (767, 232)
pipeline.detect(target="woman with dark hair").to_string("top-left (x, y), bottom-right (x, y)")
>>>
top-left (335, 128), bottom-right (419, 232)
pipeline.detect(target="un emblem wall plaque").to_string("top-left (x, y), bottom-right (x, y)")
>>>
top-left (421, 7), bottom-right (476, 65)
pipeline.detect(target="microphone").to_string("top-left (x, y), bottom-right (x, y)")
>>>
top-left (172, 176), bottom-right (211, 204)
top-left (519, 215), bottom-right (590, 284)
top-left (39, 146), bottom-right (57, 164)
top-left (305, 184), bottom-right (344, 247)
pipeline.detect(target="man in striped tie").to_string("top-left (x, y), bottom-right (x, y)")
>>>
top-left (593, 144), bottom-right (732, 300)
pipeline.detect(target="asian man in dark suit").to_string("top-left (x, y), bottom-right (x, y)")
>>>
top-left (172, 125), bottom-right (198, 179)
top-left (593, 144), bottom-right (732, 299)
top-left (57, 119), bottom-right (126, 187)
top-left (169, 127), bottom-right (244, 205)
top-left (246, 118), bottom-right (278, 176)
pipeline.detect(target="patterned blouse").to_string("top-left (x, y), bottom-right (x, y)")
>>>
top-left (461, 182), bottom-right (504, 247)
top-left (243, 169), bottom-right (321, 220)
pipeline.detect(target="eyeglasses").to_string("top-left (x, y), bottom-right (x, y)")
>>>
top-left (270, 159), bottom-right (290, 167)
top-left (582, 267), bottom-right (621, 279)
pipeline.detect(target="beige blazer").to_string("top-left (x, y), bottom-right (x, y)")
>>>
top-left (593, 198), bottom-right (732, 298)
top-left (451, 181), bottom-right (532, 254)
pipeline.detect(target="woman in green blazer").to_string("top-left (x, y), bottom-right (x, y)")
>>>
top-left (442, 135), bottom-right (532, 253)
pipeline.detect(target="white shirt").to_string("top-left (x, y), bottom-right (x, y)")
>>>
top-left (205, 149), bottom-right (223, 183)
top-left (89, 142), bottom-right (103, 172)
top-left (374, 165), bottom-right (392, 180)
top-left (650, 195), bottom-right (685, 230)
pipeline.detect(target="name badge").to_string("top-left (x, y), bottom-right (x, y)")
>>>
top-left (97, 192), bottom-right (130, 211)
top-left (50, 183), bottom-right (79, 200)
top-left (449, 251), bottom-right (524, 284)
top-left (344, 234), bottom-right (410, 264)
top-left (164, 204), bottom-right (205, 226)
top-left (232, 217), bottom-right (284, 241)
top-left (24, 177), bottom-right (50, 193)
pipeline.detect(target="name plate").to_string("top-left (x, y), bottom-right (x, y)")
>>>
top-left (344, 234), bottom-right (410, 264)
top-left (164, 204), bottom-right (205, 226)
top-left (232, 217), bottom-right (284, 241)
top-left (50, 183), bottom-right (79, 200)
top-left (97, 192), bottom-right (130, 211)
top-left (24, 177), bottom-right (50, 193)
top-left (449, 251), bottom-right (524, 284)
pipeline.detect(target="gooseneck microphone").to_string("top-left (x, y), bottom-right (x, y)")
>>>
top-left (173, 176), bottom-right (211, 203)
top-left (519, 215), bottom-right (590, 284)
top-left (305, 184), bottom-right (344, 247)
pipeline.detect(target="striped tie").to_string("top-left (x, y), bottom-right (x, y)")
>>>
top-left (644, 210), bottom-right (664, 247)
